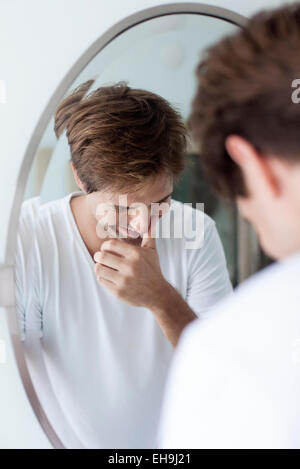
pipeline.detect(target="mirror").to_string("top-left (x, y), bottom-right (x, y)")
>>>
top-left (14, 10), bottom-right (254, 449)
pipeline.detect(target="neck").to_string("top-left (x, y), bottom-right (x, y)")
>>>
top-left (70, 193), bottom-right (107, 261)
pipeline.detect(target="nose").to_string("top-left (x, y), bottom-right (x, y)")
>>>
top-left (128, 211), bottom-right (149, 235)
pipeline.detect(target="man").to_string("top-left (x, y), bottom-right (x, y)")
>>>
top-left (157, 3), bottom-right (300, 449)
top-left (15, 80), bottom-right (232, 448)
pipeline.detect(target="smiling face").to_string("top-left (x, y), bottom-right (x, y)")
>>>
top-left (86, 173), bottom-right (173, 246)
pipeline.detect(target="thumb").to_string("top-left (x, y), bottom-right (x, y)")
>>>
top-left (141, 215), bottom-right (159, 249)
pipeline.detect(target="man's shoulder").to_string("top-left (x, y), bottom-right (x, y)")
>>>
top-left (160, 252), bottom-right (300, 450)
top-left (18, 194), bottom-right (71, 242)
top-left (20, 194), bottom-right (70, 223)
top-left (19, 196), bottom-right (41, 218)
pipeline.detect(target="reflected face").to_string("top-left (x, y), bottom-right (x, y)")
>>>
top-left (88, 173), bottom-right (173, 245)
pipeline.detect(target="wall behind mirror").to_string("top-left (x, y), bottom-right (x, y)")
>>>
top-left (17, 11), bottom-right (254, 449)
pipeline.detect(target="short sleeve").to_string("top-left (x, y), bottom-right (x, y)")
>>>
top-left (185, 217), bottom-right (233, 319)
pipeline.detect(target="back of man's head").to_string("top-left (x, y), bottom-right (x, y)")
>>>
top-left (188, 2), bottom-right (300, 200)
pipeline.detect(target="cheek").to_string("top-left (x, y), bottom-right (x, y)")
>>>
top-left (128, 207), bottom-right (150, 228)
top-left (160, 204), bottom-right (171, 216)
top-left (154, 201), bottom-right (171, 220)
top-left (237, 197), bottom-right (269, 245)
top-left (237, 198), bottom-right (253, 223)
top-left (95, 202), bottom-right (117, 226)
top-left (102, 210), bottom-right (118, 226)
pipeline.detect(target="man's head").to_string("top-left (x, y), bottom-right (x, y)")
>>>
top-left (54, 80), bottom-right (187, 243)
top-left (188, 3), bottom-right (300, 260)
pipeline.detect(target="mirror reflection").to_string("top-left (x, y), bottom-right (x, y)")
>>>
top-left (15, 13), bottom-right (246, 448)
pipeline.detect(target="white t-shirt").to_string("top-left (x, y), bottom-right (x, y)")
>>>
top-left (157, 250), bottom-right (300, 449)
top-left (15, 191), bottom-right (232, 449)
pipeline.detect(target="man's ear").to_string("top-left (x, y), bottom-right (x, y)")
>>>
top-left (70, 161), bottom-right (86, 193)
top-left (225, 135), bottom-right (254, 168)
top-left (225, 135), bottom-right (280, 198)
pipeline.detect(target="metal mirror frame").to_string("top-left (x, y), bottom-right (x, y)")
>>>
top-left (4, 2), bottom-right (248, 449)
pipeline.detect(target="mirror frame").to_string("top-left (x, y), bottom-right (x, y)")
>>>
top-left (5, 2), bottom-right (248, 449)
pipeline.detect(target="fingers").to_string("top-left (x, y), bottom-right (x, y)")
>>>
top-left (94, 262), bottom-right (119, 283)
top-left (101, 238), bottom-right (138, 257)
top-left (94, 251), bottom-right (123, 271)
top-left (141, 215), bottom-right (159, 249)
top-left (96, 276), bottom-right (116, 292)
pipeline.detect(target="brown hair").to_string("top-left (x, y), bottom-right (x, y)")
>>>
top-left (54, 79), bottom-right (187, 193)
top-left (187, 2), bottom-right (300, 200)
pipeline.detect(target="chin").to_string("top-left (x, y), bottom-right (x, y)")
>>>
top-left (119, 236), bottom-right (142, 246)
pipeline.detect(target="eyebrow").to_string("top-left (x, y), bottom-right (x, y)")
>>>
top-left (113, 192), bottom-right (173, 209)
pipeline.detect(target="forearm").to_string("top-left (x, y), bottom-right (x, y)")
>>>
top-left (149, 282), bottom-right (197, 348)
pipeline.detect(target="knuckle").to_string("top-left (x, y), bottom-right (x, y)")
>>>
top-left (107, 239), bottom-right (116, 249)
top-left (98, 265), bottom-right (105, 276)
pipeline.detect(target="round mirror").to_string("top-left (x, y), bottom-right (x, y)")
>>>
top-left (14, 5), bottom-right (251, 449)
